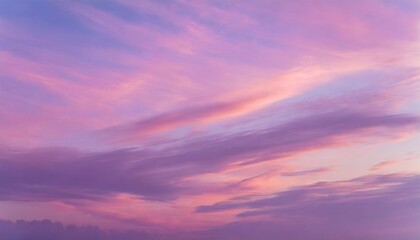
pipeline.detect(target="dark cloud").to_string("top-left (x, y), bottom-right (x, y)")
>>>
top-left (0, 148), bottom-right (181, 201)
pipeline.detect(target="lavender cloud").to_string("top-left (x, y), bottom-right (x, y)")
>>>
top-left (0, 110), bottom-right (417, 202)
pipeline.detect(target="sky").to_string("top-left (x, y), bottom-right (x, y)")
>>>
top-left (0, 0), bottom-right (420, 239)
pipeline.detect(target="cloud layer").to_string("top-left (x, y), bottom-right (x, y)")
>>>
top-left (1, 110), bottom-right (417, 202)
top-left (1, 0), bottom-right (420, 238)
top-left (1, 174), bottom-right (419, 240)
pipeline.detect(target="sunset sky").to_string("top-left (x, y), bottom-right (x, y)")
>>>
top-left (1, 0), bottom-right (420, 239)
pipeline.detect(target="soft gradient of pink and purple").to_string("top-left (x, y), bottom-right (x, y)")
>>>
top-left (1, 0), bottom-right (420, 239)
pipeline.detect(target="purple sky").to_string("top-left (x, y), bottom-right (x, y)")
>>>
top-left (1, 0), bottom-right (420, 239)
